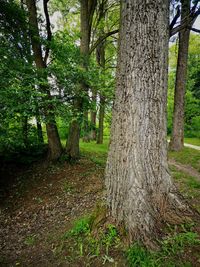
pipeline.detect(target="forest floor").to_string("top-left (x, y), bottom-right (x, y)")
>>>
top-left (0, 141), bottom-right (200, 267)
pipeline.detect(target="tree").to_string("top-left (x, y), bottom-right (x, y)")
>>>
top-left (169, 0), bottom-right (191, 151)
top-left (25, 0), bottom-right (62, 160)
top-left (105, 0), bottom-right (191, 245)
top-left (66, 0), bottom-right (98, 158)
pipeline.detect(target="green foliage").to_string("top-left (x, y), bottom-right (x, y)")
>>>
top-left (168, 34), bottom-right (200, 137)
top-left (64, 216), bottom-right (92, 238)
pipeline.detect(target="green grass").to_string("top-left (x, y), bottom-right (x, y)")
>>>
top-left (168, 147), bottom-right (200, 172)
top-left (184, 138), bottom-right (200, 146)
top-left (167, 137), bottom-right (200, 147)
top-left (127, 232), bottom-right (200, 267)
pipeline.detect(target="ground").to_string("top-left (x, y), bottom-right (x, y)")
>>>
top-left (0, 140), bottom-right (200, 266)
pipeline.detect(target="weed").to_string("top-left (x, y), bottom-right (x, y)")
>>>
top-left (64, 216), bottom-right (92, 238)
top-left (102, 224), bottom-right (120, 254)
top-left (24, 235), bottom-right (37, 246)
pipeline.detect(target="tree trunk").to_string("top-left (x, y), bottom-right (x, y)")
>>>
top-left (90, 91), bottom-right (97, 140)
top-left (26, 0), bottom-right (62, 161)
top-left (169, 0), bottom-right (190, 151)
top-left (96, 19), bottom-right (106, 144)
top-left (36, 113), bottom-right (44, 144)
top-left (97, 95), bottom-right (105, 144)
top-left (66, 120), bottom-right (80, 160)
top-left (105, 0), bottom-right (191, 246)
top-left (66, 0), bottom-right (97, 154)
top-left (22, 116), bottom-right (28, 148)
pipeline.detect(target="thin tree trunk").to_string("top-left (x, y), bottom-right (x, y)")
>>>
top-left (66, 0), bottom-right (97, 156)
top-left (36, 114), bottom-right (44, 144)
top-left (90, 90), bottom-right (97, 140)
top-left (105, 0), bottom-right (191, 246)
top-left (96, 0), bottom-right (106, 144)
top-left (26, 0), bottom-right (62, 161)
top-left (169, 0), bottom-right (190, 151)
top-left (97, 95), bottom-right (105, 144)
top-left (22, 116), bottom-right (28, 148)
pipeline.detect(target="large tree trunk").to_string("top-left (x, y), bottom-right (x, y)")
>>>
top-left (169, 0), bottom-right (190, 151)
top-left (105, 0), bottom-right (191, 245)
top-left (26, 0), bottom-right (62, 161)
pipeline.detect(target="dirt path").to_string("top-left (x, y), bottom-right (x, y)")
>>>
top-left (0, 159), bottom-right (104, 266)
top-left (184, 143), bottom-right (200, 151)
top-left (169, 158), bottom-right (200, 181)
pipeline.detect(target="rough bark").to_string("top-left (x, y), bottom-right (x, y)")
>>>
top-left (169, 0), bottom-right (190, 151)
top-left (26, 0), bottom-right (62, 161)
top-left (105, 0), bottom-right (191, 245)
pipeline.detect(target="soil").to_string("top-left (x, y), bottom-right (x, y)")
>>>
top-left (0, 158), bottom-right (104, 266)
top-left (0, 155), bottom-right (200, 267)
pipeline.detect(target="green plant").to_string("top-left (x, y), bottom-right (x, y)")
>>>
top-left (126, 243), bottom-right (156, 267)
top-left (102, 224), bottom-right (120, 254)
top-left (64, 216), bottom-right (92, 238)
top-left (24, 235), bottom-right (37, 246)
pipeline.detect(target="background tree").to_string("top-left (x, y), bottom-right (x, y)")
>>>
top-left (25, 0), bottom-right (63, 161)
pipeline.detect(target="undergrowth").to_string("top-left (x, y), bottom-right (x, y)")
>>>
top-left (57, 214), bottom-right (200, 266)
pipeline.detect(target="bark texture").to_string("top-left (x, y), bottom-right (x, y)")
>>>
top-left (169, 0), bottom-right (190, 151)
top-left (26, 0), bottom-right (62, 160)
top-left (105, 0), bottom-right (191, 245)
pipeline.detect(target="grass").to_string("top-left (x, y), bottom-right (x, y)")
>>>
top-left (167, 137), bottom-right (200, 147)
top-left (184, 137), bottom-right (200, 146)
top-left (79, 137), bottom-right (200, 173)
top-left (168, 147), bottom-right (200, 172)
top-left (127, 231), bottom-right (200, 267)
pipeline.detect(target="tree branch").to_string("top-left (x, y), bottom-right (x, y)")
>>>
top-left (170, 5), bottom-right (180, 31)
top-left (190, 27), bottom-right (200, 33)
top-left (170, 6), bottom-right (200, 37)
top-left (89, 29), bottom-right (119, 54)
top-left (43, 0), bottom-right (52, 64)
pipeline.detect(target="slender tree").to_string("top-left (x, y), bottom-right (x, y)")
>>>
top-left (66, 0), bottom-right (97, 158)
top-left (26, 0), bottom-right (62, 160)
top-left (169, 0), bottom-right (191, 151)
top-left (105, 0), bottom-right (192, 245)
